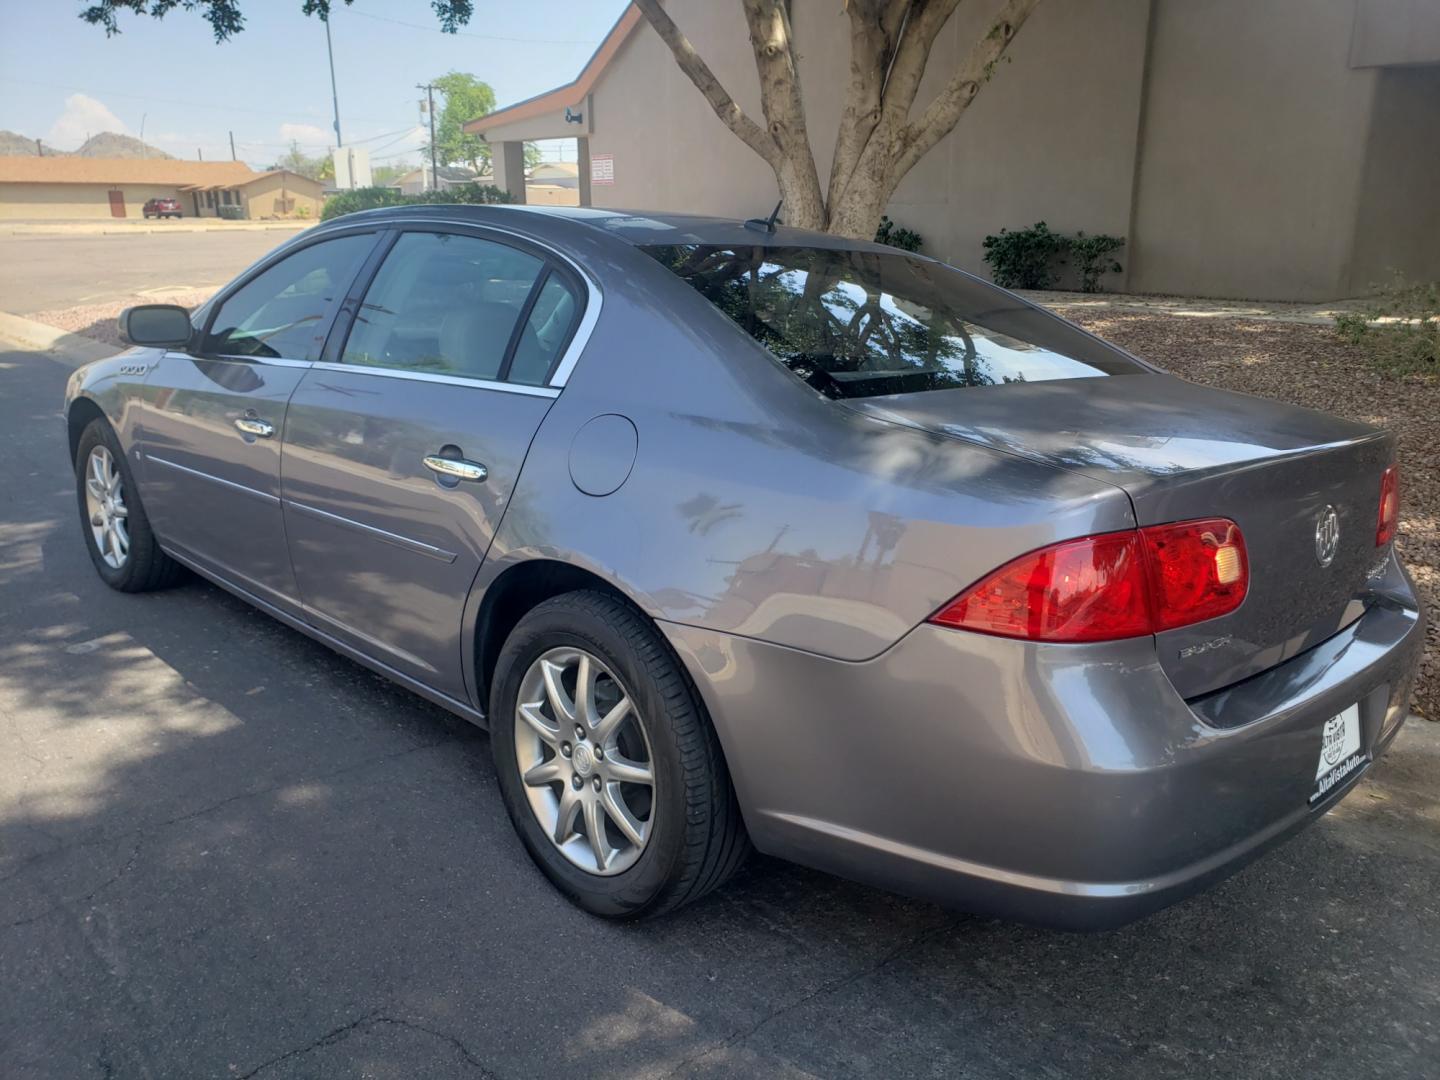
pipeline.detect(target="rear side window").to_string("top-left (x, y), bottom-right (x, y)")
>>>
top-left (204, 233), bottom-right (374, 361)
top-left (642, 244), bottom-right (1142, 399)
top-left (341, 230), bottom-right (578, 384)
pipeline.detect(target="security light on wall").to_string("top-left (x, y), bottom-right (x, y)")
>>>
top-left (565, 107), bottom-right (583, 125)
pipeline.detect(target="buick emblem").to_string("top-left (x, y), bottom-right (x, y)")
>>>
top-left (1314, 506), bottom-right (1340, 567)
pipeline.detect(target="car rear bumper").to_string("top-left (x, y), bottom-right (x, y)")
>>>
top-left (662, 552), bottom-right (1425, 929)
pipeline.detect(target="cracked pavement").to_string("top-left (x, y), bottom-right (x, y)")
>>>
top-left (3, 346), bottom-right (1440, 1079)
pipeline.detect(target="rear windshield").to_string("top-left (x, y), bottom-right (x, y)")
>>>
top-left (642, 244), bottom-right (1142, 399)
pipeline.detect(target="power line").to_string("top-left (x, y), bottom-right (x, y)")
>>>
top-left (343, 6), bottom-right (599, 45)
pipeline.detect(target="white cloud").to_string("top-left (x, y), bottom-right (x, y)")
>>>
top-left (47, 93), bottom-right (130, 150)
top-left (279, 122), bottom-right (332, 147)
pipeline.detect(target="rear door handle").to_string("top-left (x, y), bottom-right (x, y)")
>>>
top-left (234, 417), bottom-right (275, 438)
top-left (423, 455), bottom-right (487, 482)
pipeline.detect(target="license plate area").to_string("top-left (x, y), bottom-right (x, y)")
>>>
top-left (1310, 704), bottom-right (1367, 805)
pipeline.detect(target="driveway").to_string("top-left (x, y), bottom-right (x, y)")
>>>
top-left (2, 347), bottom-right (1439, 1079)
top-left (0, 228), bottom-right (305, 313)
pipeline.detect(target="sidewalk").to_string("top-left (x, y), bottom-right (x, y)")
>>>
top-left (1017, 288), bottom-right (1369, 325)
top-left (1, 218), bottom-right (315, 237)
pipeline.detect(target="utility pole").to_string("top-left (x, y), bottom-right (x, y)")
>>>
top-left (325, 16), bottom-right (343, 152)
top-left (197, 148), bottom-right (203, 161)
top-left (229, 131), bottom-right (236, 161)
top-left (139, 112), bottom-right (147, 158)
top-left (417, 83), bottom-right (438, 193)
top-left (35, 138), bottom-right (42, 156)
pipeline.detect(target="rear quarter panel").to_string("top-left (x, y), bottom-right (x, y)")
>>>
top-left (479, 246), bottom-right (1137, 662)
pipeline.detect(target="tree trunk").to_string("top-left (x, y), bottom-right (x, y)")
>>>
top-left (636, 0), bottom-right (1042, 241)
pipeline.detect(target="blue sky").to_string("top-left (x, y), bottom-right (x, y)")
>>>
top-left (0, 0), bottom-right (631, 168)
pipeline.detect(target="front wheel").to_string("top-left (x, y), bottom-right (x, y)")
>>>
top-left (490, 590), bottom-right (749, 917)
top-left (74, 418), bottom-right (184, 592)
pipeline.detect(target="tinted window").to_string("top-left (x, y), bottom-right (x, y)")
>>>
top-left (203, 233), bottom-right (374, 361)
top-left (342, 231), bottom-right (558, 382)
top-left (643, 244), bottom-right (1142, 399)
top-left (509, 272), bottom-right (579, 385)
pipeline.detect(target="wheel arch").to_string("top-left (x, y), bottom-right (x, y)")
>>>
top-left (470, 558), bottom-right (641, 716)
top-left (67, 395), bottom-right (111, 463)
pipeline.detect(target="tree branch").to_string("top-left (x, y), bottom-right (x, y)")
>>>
top-left (893, 0), bottom-right (1040, 179)
top-left (826, 0), bottom-right (903, 212)
top-left (633, 0), bottom-right (780, 168)
top-left (740, 0), bottom-right (825, 224)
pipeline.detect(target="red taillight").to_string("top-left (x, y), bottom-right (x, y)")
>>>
top-left (929, 518), bottom-right (1248, 643)
top-left (1142, 518), bottom-right (1248, 632)
top-left (1376, 464), bottom-right (1399, 547)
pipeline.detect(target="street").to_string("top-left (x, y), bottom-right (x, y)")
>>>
top-left (0, 228), bottom-right (306, 313)
top-left (2, 345), bottom-right (1438, 1078)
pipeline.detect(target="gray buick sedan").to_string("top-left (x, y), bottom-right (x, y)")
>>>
top-left (65, 205), bottom-right (1424, 927)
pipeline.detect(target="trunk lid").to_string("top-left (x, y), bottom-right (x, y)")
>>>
top-left (849, 373), bottom-right (1395, 698)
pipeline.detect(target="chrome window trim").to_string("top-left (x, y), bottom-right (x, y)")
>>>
top-left (306, 362), bottom-right (560, 397)
top-left (145, 454), bottom-right (281, 504)
top-left (330, 214), bottom-right (602, 390)
top-left (286, 499), bottom-right (458, 563)
top-left (163, 351), bottom-right (314, 369)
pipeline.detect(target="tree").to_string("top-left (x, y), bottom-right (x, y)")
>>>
top-left (79, 0), bottom-right (1040, 237)
top-left (425, 71), bottom-right (496, 173)
top-left (632, 0), bottom-right (1040, 236)
top-left (268, 139), bottom-right (332, 182)
top-left (524, 142), bottom-right (544, 171)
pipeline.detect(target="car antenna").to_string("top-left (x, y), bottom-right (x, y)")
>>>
top-left (744, 200), bottom-right (782, 234)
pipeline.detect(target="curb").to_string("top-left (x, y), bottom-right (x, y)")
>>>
top-left (0, 311), bottom-right (119, 368)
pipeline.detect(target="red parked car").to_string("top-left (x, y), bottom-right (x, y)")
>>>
top-left (142, 197), bottom-right (182, 219)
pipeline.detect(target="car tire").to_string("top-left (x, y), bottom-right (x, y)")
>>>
top-left (75, 417), bottom-right (185, 593)
top-left (490, 589), bottom-right (749, 918)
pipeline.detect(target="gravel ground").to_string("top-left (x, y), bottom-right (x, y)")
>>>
top-left (27, 289), bottom-right (215, 349)
top-left (25, 296), bottom-right (1437, 718)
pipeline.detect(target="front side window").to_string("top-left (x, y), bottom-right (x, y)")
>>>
top-left (642, 244), bottom-right (1143, 399)
top-left (202, 233), bottom-right (374, 361)
top-left (341, 230), bottom-right (578, 383)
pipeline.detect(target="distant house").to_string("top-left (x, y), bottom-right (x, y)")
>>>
top-left (388, 164), bottom-right (486, 196)
top-left (527, 161), bottom-right (579, 189)
top-left (0, 157), bottom-right (324, 220)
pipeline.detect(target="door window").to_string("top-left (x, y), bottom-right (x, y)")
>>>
top-left (202, 233), bottom-right (374, 361)
top-left (341, 230), bottom-right (579, 383)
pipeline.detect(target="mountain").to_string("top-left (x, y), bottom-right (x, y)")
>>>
top-left (74, 132), bottom-right (173, 159)
top-left (0, 130), bottom-right (62, 156)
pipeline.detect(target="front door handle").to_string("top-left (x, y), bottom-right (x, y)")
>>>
top-left (234, 417), bottom-right (275, 438)
top-left (423, 455), bottom-right (488, 483)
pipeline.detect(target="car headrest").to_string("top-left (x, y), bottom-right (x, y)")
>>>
top-left (438, 302), bottom-right (518, 380)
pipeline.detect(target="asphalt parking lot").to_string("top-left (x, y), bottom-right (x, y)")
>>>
top-left (0, 227), bottom-right (307, 313)
top-left (3, 342), bottom-right (1440, 1079)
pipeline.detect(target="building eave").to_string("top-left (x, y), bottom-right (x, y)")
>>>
top-left (462, 4), bottom-right (642, 136)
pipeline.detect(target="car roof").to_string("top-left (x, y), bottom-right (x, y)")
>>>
top-left (326, 203), bottom-right (898, 255)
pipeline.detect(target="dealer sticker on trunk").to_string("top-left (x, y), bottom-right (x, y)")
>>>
top-left (1311, 704), bottom-right (1366, 804)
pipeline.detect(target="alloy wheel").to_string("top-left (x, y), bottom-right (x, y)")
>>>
top-left (84, 445), bottom-right (129, 570)
top-left (513, 646), bottom-right (655, 875)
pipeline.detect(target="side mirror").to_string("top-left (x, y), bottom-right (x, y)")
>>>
top-left (118, 304), bottom-right (193, 349)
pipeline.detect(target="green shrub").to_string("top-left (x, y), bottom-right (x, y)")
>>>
top-left (875, 215), bottom-right (923, 253)
top-left (981, 221), bottom-right (1068, 290)
top-left (1068, 231), bottom-right (1126, 293)
top-left (1334, 273), bottom-right (1440, 377)
top-left (320, 182), bottom-right (512, 222)
top-left (981, 223), bottom-right (1126, 292)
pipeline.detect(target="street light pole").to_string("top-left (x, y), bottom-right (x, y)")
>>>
top-left (417, 83), bottom-right (438, 193)
top-left (324, 15), bottom-right (344, 184)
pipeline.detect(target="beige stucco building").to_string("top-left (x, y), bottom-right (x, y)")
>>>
top-left (0, 158), bottom-right (325, 221)
top-left (468, 0), bottom-right (1440, 301)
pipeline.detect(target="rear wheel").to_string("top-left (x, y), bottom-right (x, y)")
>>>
top-left (490, 590), bottom-right (748, 917)
top-left (74, 418), bottom-right (184, 592)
